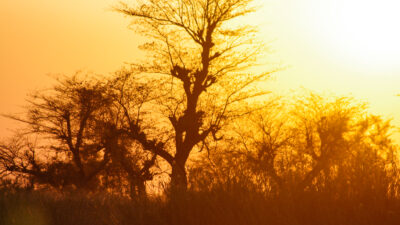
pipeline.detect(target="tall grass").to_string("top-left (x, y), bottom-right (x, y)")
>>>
top-left (1, 187), bottom-right (399, 225)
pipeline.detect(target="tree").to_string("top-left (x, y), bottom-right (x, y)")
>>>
top-left (332, 115), bottom-right (399, 199)
top-left (115, 0), bottom-right (275, 190)
top-left (226, 93), bottom-right (399, 196)
top-left (1, 74), bottom-right (159, 196)
top-left (99, 123), bottom-right (158, 198)
top-left (0, 134), bottom-right (41, 189)
top-left (103, 70), bottom-right (164, 197)
top-left (2, 76), bottom-right (112, 190)
top-left (290, 94), bottom-right (364, 191)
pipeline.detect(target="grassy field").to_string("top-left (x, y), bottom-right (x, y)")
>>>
top-left (1, 189), bottom-right (400, 225)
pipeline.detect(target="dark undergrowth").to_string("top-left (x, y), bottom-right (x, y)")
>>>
top-left (1, 189), bottom-right (400, 225)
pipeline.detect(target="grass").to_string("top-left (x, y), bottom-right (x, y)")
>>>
top-left (0, 188), bottom-right (400, 225)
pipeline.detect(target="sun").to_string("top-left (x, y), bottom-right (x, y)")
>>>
top-left (320, 0), bottom-right (400, 70)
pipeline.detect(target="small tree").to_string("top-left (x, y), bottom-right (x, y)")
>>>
top-left (290, 94), bottom-right (364, 191)
top-left (2, 76), bottom-right (112, 190)
top-left (231, 93), bottom-right (399, 196)
top-left (116, 0), bottom-right (275, 190)
top-left (0, 134), bottom-right (41, 189)
top-left (333, 115), bottom-right (399, 199)
top-left (1, 75), bottom-right (159, 195)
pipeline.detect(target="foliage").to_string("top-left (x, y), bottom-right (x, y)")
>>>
top-left (188, 93), bottom-right (400, 199)
top-left (115, 0), bottom-right (276, 189)
top-left (0, 74), bottom-right (160, 197)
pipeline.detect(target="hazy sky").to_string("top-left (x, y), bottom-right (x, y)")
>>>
top-left (1, 0), bottom-right (400, 137)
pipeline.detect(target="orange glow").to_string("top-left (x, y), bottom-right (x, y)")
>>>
top-left (1, 0), bottom-right (400, 137)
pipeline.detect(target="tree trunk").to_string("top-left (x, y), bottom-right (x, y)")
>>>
top-left (130, 178), bottom-right (147, 200)
top-left (170, 162), bottom-right (188, 192)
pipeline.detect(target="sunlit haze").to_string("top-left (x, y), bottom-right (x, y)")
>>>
top-left (1, 0), bottom-right (400, 137)
top-left (1, 1), bottom-right (400, 223)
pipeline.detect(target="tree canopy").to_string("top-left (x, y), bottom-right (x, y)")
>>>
top-left (114, 0), bottom-right (276, 189)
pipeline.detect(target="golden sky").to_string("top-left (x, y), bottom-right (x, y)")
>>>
top-left (1, 0), bottom-right (400, 137)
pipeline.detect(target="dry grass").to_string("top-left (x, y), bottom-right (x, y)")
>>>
top-left (1, 188), bottom-right (400, 225)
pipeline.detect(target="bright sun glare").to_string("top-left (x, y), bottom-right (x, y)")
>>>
top-left (317, 0), bottom-right (400, 70)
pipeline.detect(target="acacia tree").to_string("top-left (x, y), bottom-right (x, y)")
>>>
top-left (1, 75), bottom-right (159, 195)
top-left (233, 94), bottom-right (398, 195)
top-left (247, 95), bottom-right (368, 192)
top-left (116, 0), bottom-right (275, 189)
top-left (290, 94), bottom-right (364, 191)
top-left (187, 93), bottom-right (399, 196)
top-left (1, 76), bottom-right (112, 189)
top-left (0, 135), bottom-right (42, 189)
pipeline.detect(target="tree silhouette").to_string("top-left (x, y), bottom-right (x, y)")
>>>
top-left (2, 76), bottom-right (113, 189)
top-left (291, 94), bottom-right (364, 191)
top-left (1, 74), bottom-right (159, 195)
top-left (115, 0), bottom-right (276, 190)
top-left (0, 134), bottom-right (42, 189)
top-left (332, 115), bottom-right (399, 199)
top-left (247, 94), bottom-right (398, 194)
top-left (188, 93), bottom-right (399, 197)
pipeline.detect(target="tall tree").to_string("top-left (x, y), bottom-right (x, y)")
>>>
top-left (116, 0), bottom-right (275, 189)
